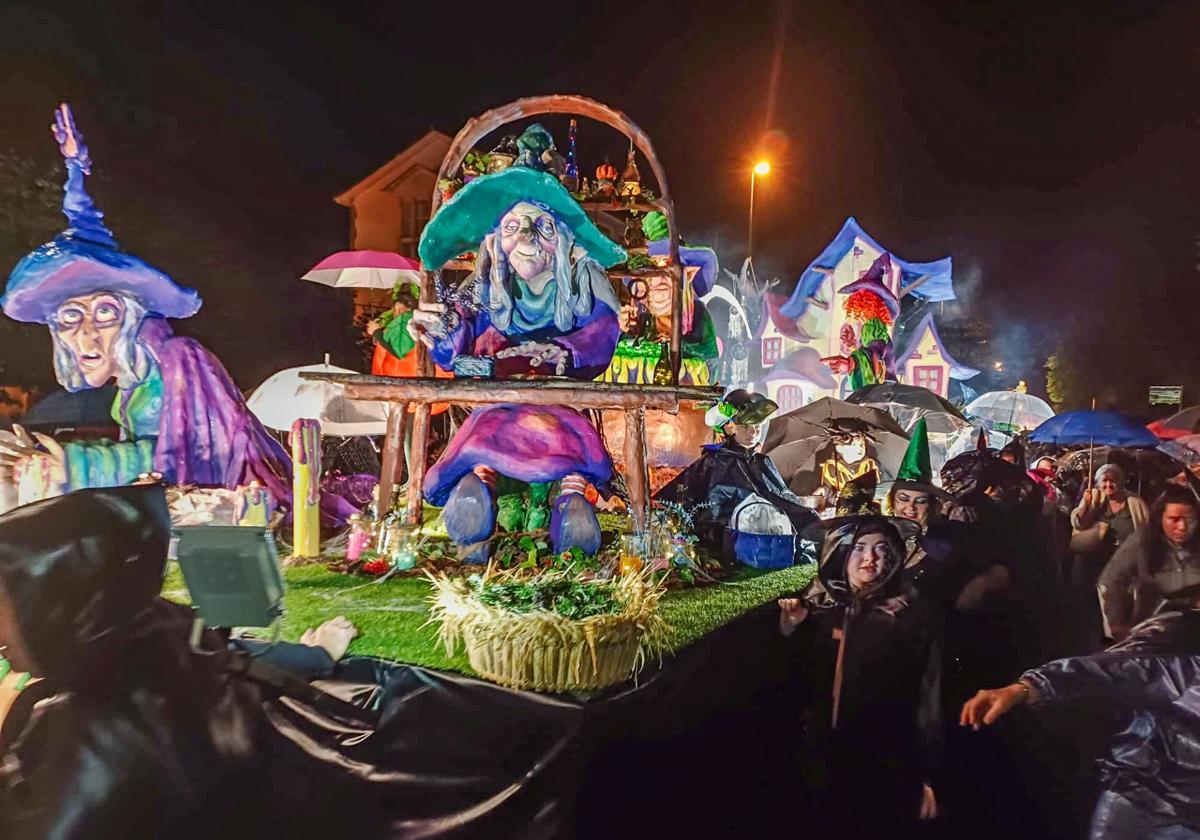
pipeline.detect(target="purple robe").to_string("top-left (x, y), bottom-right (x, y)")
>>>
top-left (141, 318), bottom-right (355, 524)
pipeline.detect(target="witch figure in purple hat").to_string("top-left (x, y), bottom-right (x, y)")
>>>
top-left (0, 104), bottom-right (348, 521)
top-left (410, 125), bottom-right (623, 561)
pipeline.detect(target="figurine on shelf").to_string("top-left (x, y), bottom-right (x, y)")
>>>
top-left (593, 161), bottom-right (617, 198)
top-left (618, 147), bottom-right (642, 198)
top-left (409, 123), bottom-right (625, 563)
top-left (0, 105), bottom-right (355, 524)
top-left (486, 135), bottom-right (518, 173)
top-left (235, 479), bottom-right (274, 527)
top-left (600, 212), bottom-right (718, 386)
top-left (656, 389), bottom-right (817, 555)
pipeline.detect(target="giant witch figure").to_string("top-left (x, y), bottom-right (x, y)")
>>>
top-left (0, 105), bottom-right (349, 521)
top-left (409, 125), bottom-right (624, 561)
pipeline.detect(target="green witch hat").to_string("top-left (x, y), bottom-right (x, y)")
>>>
top-left (892, 417), bottom-right (955, 500)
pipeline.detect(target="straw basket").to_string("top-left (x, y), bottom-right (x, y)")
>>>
top-left (427, 572), bottom-right (669, 693)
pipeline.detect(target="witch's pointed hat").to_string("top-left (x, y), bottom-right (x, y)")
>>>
top-left (893, 417), bottom-right (955, 501)
top-left (976, 428), bottom-right (989, 451)
top-left (2, 104), bottom-right (200, 324)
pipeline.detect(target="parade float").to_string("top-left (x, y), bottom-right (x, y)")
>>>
top-left (296, 95), bottom-right (817, 690)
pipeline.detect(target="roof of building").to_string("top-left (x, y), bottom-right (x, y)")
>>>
top-left (334, 129), bottom-right (452, 206)
top-left (894, 310), bottom-right (979, 381)
top-left (777, 217), bottom-right (957, 323)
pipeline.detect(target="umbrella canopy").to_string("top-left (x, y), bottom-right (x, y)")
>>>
top-left (940, 449), bottom-right (1039, 505)
top-left (762, 397), bottom-right (910, 493)
top-left (1148, 406), bottom-right (1200, 440)
top-left (965, 391), bottom-right (1055, 431)
top-left (847, 382), bottom-right (968, 435)
top-left (1159, 435), bottom-right (1200, 467)
top-left (302, 250), bottom-right (422, 290)
top-left (247, 360), bottom-right (388, 436)
top-left (1029, 410), bottom-right (1160, 448)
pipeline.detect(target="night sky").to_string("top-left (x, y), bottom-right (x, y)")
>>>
top-left (0, 0), bottom-right (1196, 408)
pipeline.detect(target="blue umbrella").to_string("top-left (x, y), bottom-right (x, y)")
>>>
top-left (1029, 409), bottom-right (1160, 448)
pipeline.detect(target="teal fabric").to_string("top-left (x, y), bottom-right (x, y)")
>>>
top-left (64, 438), bottom-right (155, 491)
top-left (112, 363), bottom-right (163, 440)
top-left (418, 167), bottom-right (626, 270)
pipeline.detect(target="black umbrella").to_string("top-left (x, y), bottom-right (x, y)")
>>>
top-left (762, 397), bottom-right (910, 494)
top-left (940, 449), bottom-right (1038, 505)
top-left (21, 385), bottom-right (119, 432)
top-left (846, 383), bottom-right (968, 435)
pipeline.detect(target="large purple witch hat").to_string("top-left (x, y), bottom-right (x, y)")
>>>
top-left (837, 252), bottom-right (899, 318)
top-left (1, 104), bottom-right (201, 324)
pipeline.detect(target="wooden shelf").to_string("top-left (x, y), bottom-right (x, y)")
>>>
top-left (577, 199), bottom-right (663, 213)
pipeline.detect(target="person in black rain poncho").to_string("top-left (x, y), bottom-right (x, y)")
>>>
top-left (778, 515), bottom-right (942, 834)
top-left (656, 389), bottom-right (817, 555)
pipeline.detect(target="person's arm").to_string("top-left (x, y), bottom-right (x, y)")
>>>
top-left (64, 439), bottom-right (156, 491)
top-left (1071, 489), bottom-right (1099, 530)
top-left (548, 304), bottom-right (619, 371)
top-left (1097, 536), bottom-right (1142, 640)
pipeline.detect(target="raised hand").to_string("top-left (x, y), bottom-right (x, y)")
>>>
top-left (52, 103), bottom-right (91, 172)
top-left (777, 597), bottom-right (809, 636)
top-left (407, 302), bottom-right (457, 347)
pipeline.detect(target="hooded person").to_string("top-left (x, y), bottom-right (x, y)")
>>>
top-left (777, 515), bottom-right (942, 833)
top-left (656, 388), bottom-right (816, 556)
top-left (411, 125), bottom-right (625, 562)
top-left (0, 105), bottom-right (353, 524)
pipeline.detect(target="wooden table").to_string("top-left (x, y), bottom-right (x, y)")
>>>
top-left (301, 373), bottom-right (720, 530)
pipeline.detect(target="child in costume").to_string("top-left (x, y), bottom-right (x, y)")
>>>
top-left (657, 389), bottom-right (816, 555)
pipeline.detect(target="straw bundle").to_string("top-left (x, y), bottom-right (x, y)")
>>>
top-left (427, 571), bottom-right (670, 693)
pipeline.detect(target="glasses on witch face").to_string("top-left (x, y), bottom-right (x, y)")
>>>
top-left (502, 214), bottom-right (556, 240)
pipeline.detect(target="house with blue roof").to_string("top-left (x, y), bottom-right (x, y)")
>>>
top-left (755, 217), bottom-right (972, 407)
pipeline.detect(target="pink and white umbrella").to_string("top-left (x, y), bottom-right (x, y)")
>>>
top-left (302, 250), bottom-right (422, 290)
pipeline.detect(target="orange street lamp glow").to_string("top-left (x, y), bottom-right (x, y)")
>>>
top-left (754, 161), bottom-right (771, 176)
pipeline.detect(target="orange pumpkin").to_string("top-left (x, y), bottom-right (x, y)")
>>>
top-left (595, 162), bottom-right (618, 182)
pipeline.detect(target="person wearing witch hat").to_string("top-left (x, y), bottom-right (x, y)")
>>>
top-left (656, 388), bottom-right (816, 555)
top-left (0, 106), bottom-right (356, 521)
top-left (778, 512), bottom-right (943, 833)
top-left (414, 125), bottom-right (624, 562)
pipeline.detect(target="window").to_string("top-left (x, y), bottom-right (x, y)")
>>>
top-left (777, 385), bottom-right (805, 412)
top-left (913, 365), bottom-right (944, 395)
top-left (398, 198), bottom-right (432, 258)
top-left (761, 337), bottom-right (783, 367)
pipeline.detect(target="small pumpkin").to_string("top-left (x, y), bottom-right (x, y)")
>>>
top-left (595, 162), bottom-right (618, 182)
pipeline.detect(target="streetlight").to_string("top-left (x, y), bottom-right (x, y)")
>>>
top-left (748, 160), bottom-right (770, 262)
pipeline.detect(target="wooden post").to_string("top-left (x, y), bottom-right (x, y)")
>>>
top-left (290, 418), bottom-right (321, 560)
top-left (377, 404), bottom-right (408, 521)
top-left (405, 403), bottom-right (432, 526)
top-left (624, 407), bottom-right (649, 532)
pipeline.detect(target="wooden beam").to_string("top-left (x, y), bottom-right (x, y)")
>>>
top-left (377, 404), bottom-right (408, 520)
top-left (624, 407), bottom-right (649, 532)
top-left (898, 273), bottom-right (935, 299)
top-left (405, 403), bottom-right (432, 526)
top-left (301, 372), bottom-right (721, 411)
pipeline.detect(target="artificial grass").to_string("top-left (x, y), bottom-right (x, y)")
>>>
top-left (162, 561), bottom-right (816, 676)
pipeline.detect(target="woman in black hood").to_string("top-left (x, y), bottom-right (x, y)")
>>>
top-left (779, 516), bottom-right (943, 834)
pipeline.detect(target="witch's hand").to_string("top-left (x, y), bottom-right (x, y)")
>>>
top-left (407, 302), bottom-right (457, 347)
top-left (821, 355), bottom-right (854, 375)
top-left (0, 425), bottom-right (67, 504)
top-left (52, 104), bottom-right (91, 171)
top-left (496, 341), bottom-right (571, 375)
top-left (960, 682), bottom-right (1032, 730)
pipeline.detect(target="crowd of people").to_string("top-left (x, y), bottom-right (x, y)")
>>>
top-left (777, 433), bottom-right (1200, 838)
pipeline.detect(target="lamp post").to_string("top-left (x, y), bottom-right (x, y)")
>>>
top-left (748, 160), bottom-right (770, 262)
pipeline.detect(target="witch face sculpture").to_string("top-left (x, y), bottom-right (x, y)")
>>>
top-left (0, 105), bottom-right (358, 523)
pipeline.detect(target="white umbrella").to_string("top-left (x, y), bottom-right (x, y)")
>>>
top-left (966, 391), bottom-right (1054, 431)
top-left (302, 250), bottom-right (422, 290)
top-left (248, 357), bottom-right (388, 436)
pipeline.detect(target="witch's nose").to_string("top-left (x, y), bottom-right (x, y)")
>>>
top-left (517, 218), bottom-right (535, 237)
